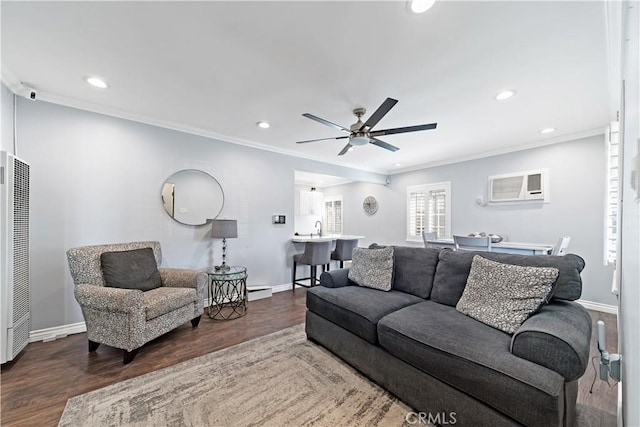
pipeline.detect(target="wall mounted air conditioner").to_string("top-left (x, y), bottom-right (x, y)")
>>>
top-left (488, 170), bottom-right (547, 203)
top-left (1, 151), bottom-right (30, 364)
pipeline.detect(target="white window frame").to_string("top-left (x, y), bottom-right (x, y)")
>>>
top-left (324, 195), bottom-right (343, 234)
top-left (604, 122), bottom-right (620, 265)
top-left (406, 182), bottom-right (451, 242)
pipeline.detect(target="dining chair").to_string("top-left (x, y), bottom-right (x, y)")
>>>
top-left (453, 235), bottom-right (492, 252)
top-left (551, 236), bottom-right (571, 255)
top-left (421, 231), bottom-right (438, 248)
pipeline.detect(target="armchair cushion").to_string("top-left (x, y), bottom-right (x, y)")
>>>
top-left (101, 248), bottom-right (162, 292)
top-left (144, 287), bottom-right (198, 321)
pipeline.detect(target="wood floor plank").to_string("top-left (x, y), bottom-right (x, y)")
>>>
top-left (577, 310), bottom-right (619, 418)
top-left (1, 290), bottom-right (617, 426)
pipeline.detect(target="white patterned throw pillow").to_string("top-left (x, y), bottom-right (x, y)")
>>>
top-left (348, 246), bottom-right (394, 291)
top-left (456, 255), bottom-right (559, 334)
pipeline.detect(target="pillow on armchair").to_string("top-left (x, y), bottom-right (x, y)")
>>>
top-left (100, 248), bottom-right (163, 292)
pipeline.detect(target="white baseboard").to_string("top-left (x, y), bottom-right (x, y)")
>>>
top-left (29, 321), bottom-right (86, 343)
top-left (247, 286), bottom-right (272, 301)
top-left (272, 283), bottom-right (294, 293)
top-left (576, 299), bottom-right (618, 315)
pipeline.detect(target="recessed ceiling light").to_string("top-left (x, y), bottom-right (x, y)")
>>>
top-left (540, 127), bottom-right (556, 134)
top-left (256, 121), bottom-right (270, 129)
top-left (407, 0), bottom-right (436, 14)
top-left (85, 77), bottom-right (108, 89)
top-left (394, 163), bottom-right (401, 167)
top-left (494, 89), bottom-right (516, 101)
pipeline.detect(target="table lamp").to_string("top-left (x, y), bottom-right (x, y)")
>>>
top-left (210, 219), bottom-right (238, 272)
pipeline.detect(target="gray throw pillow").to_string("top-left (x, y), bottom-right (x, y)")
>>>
top-left (456, 255), bottom-right (559, 334)
top-left (348, 246), bottom-right (394, 291)
top-left (101, 248), bottom-right (163, 292)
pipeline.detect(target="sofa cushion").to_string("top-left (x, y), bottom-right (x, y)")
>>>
top-left (348, 247), bottom-right (394, 291)
top-left (101, 248), bottom-right (162, 292)
top-left (306, 286), bottom-right (423, 344)
top-left (378, 301), bottom-right (565, 426)
top-left (456, 256), bottom-right (559, 334)
top-left (144, 287), bottom-right (197, 321)
top-left (431, 249), bottom-right (584, 306)
top-left (391, 246), bottom-right (440, 298)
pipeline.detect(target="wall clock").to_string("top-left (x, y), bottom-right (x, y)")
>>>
top-left (363, 196), bottom-right (378, 215)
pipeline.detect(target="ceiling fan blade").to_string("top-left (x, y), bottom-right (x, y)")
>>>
top-left (370, 122), bottom-right (437, 137)
top-left (369, 138), bottom-right (399, 152)
top-left (360, 97), bottom-right (398, 131)
top-left (302, 113), bottom-right (351, 133)
top-left (296, 136), bottom-right (349, 144)
top-left (338, 143), bottom-right (353, 156)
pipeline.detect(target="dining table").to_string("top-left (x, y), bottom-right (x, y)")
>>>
top-left (425, 239), bottom-right (554, 255)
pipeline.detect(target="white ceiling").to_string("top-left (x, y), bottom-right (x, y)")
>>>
top-left (1, 1), bottom-right (610, 174)
top-left (294, 170), bottom-right (353, 188)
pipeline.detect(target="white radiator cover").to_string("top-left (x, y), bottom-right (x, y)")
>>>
top-left (1, 151), bottom-right (30, 364)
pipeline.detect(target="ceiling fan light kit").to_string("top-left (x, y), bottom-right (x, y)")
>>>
top-left (296, 97), bottom-right (437, 156)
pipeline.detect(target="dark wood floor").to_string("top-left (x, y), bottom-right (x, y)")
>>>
top-left (577, 310), bottom-right (619, 425)
top-left (1, 290), bottom-right (617, 426)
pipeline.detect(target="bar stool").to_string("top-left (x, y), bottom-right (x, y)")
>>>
top-left (292, 240), bottom-right (332, 291)
top-left (331, 238), bottom-right (359, 269)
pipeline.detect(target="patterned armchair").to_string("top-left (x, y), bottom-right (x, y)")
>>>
top-left (66, 241), bottom-right (206, 364)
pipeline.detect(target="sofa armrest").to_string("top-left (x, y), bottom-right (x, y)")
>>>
top-left (319, 268), bottom-right (355, 288)
top-left (510, 301), bottom-right (592, 381)
top-left (160, 268), bottom-right (207, 294)
top-left (74, 284), bottom-right (144, 314)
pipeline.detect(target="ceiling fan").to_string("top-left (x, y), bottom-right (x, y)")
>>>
top-left (296, 97), bottom-right (437, 156)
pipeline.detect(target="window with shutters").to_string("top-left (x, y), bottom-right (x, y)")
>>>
top-left (605, 122), bottom-right (620, 265)
top-left (406, 182), bottom-right (451, 242)
top-left (324, 195), bottom-right (343, 234)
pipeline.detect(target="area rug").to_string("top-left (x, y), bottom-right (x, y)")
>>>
top-left (58, 324), bottom-right (412, 427)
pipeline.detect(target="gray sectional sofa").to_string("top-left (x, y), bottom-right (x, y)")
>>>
top-left (305, 246), bottom-right (592, 426)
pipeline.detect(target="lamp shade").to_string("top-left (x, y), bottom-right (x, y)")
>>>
top-left (210, 219), bottom-right (238, 238)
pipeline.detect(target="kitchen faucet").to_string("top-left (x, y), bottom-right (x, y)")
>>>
top-left (315, 220), bottom-right (323, 236)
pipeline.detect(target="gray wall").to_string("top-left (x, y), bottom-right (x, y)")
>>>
top-left (1, 83), bottom-right (15, 154)
top-left (14, 97), bottom-right (386, 330)
top-left (324, 135), bottom-right (617, 306)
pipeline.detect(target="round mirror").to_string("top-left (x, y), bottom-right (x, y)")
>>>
top-left (161, 169), bottom-right (224, 226)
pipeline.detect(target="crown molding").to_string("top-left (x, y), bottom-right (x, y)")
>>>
top-left (0, 76), bottom-right (389, 176)
top-left (391, 128), bottom-right (606, 175)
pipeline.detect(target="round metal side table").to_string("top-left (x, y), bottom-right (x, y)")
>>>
top-left (207, 266), bottom-right (248, 320)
